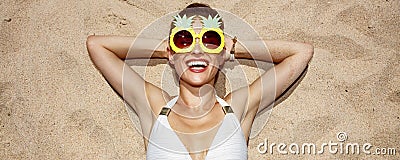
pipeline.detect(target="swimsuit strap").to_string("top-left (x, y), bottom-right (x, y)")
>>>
top-left (159, 96), bottom-right (233, 116)
top-left (158, 96), bottom-right (178, 116)
top-left (216, 96), bottom-right (234, 114)
top-left (165, 96), bottom-right (179, 109)
top-left (215, 96), bottom-right (229, 107)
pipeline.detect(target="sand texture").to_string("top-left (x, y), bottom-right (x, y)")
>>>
top-left (1, 0), bottom-right (399, 159)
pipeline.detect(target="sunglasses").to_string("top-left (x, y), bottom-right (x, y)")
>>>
top-left (169, 27), bottom-right (225, 54)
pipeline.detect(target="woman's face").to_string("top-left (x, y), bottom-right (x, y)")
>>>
top-left (169, 17), bottom-right (226, 87)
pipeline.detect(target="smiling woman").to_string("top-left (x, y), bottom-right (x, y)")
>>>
top-left (86, 3), bottom-right (313, 160)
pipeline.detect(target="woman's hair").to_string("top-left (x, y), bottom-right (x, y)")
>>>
top-left (169, 3), bottom-right (224, 31)
top-left (186, 3), bottom-right (210, 8)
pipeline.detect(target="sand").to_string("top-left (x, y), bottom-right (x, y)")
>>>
top-left (1, 0), bottom-right (399, 159)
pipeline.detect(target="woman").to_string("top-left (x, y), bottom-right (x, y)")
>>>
top-left (86, 3), bottom-right (313, 160)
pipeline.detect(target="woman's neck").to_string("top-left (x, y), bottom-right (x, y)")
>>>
top-left (178, 80), bottom-right (217, 111)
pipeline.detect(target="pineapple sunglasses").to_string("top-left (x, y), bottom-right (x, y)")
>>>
top-left (169, 14), bottom-right (225, 54)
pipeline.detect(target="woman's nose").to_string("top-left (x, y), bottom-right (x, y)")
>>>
top-left (192, 38), bottom-right (203, 54)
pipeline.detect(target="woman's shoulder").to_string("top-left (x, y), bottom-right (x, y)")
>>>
top-left (223, 90), bottom-right (250, 121)
top-left (144, 84), bottom-right (172, 115)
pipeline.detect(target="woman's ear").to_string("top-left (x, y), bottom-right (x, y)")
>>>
top-left (219, 50), bottom-right (228, 66)
top-left (166, 45), bottom-right (175, 65)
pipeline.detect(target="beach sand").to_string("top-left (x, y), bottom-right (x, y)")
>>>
top-left (1, 0), bottom-right (399, 159)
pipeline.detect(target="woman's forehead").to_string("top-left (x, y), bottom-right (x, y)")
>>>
top-left (191, 17), bottom-right (202, 28)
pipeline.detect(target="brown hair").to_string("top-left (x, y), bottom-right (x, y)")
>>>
top-left (170, 3), bottom-right (224, 30)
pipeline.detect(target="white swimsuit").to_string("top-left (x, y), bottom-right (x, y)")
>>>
top-left (146, 96), bottom-right (248, 160)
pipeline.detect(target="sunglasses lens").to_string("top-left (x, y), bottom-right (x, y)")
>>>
top-left (202, 31), bottom-right (221, 49)
top-left (173, 30), bottom-right (193, 49)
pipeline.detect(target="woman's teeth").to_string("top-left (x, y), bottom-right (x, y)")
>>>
top-left (187, 61), bottom-right (208, 67)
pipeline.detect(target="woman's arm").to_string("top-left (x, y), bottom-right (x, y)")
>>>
top-left (233, 40), bottom-right (313, 63)
top-left (255, 40), bottom-right (313, 102)
top-left (87, 35), bottom-right (168, 59)
top-left (86, 35), bottom-right (170, 136)
top-left (226, 39), bottom-right (313, 135)
top-left (230, 39), bottom-right (313, 108)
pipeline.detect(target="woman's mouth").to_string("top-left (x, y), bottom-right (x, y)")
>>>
top-left (186, 60), bottom-right (209, 73)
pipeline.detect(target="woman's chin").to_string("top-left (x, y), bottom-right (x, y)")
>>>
top-left (183, 79), bottom-right (209, 87)
top-left (180, 75), bottom-right (213, 87)
top-left (178, 67), bottom-right (218, 87)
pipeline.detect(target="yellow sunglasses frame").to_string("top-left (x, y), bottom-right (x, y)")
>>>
top-left (169, 27), bottom-right (225, 54)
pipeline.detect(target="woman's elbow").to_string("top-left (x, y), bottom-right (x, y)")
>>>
top-left (302, 43), bottom-right (314, 62)
top-left (86, 35), bottom-right (100, 57)
top-left (86, 35), bottom-right (97, 48)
